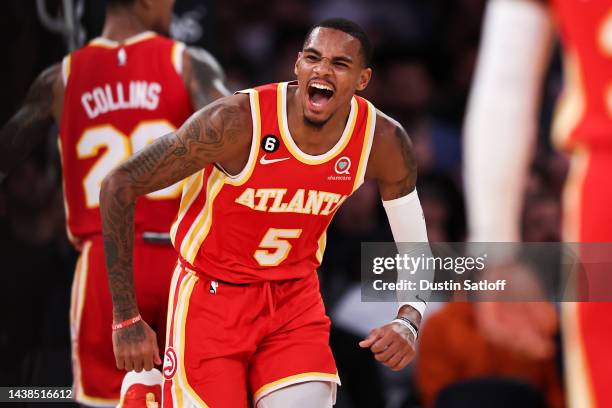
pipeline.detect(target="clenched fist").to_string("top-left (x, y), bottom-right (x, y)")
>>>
top-left (359, 321), bottom-right (417, 371)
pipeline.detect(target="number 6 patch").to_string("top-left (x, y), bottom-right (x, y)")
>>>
top-left (261, 134), bottom-right (280, 153)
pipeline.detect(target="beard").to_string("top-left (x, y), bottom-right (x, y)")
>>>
top-left (303, 114), bottom-right (330, 129)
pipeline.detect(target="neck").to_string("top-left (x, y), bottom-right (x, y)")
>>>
top-left (101, 7), bottom-right (149, 42)
top-left (287, 86), bottom-right (352, 154)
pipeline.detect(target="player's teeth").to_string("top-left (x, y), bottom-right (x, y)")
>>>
top-left (311, 83), bottom-right (332, 91)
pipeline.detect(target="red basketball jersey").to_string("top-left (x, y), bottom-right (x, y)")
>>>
top-left (171, 82), bottom-right (376, 283)
top-left (59, 32), bottom-right (193, 247)
top-left (551, 0), bottom-right (612, 150)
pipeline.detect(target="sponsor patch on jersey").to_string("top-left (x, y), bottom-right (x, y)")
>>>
top-left (328, 156), bottom-right (352, 181)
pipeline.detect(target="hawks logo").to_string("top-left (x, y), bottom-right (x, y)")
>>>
top-left (163, 347), bottom-right (178, 379)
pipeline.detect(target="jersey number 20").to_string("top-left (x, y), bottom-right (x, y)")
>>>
top-left (76, 120), bottom-right (181, 208)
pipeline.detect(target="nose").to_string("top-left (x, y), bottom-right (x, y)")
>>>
top-left (313, 58), bottom-right (333, 77)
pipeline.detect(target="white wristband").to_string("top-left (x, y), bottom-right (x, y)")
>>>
top-left (392, 318), bottom-right (418, 341)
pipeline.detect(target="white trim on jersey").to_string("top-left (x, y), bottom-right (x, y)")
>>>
top-left (279, 81), bottom-right (356, 162)
top-left (172, 42), bottom-right (186, 76)
top-left (61, 55), bottom-right (71, 86)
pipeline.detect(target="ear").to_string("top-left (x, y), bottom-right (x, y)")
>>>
top-left (294, 51), bottom-right (303, 76)
top-left (356, 67), bottom-right (372, 92)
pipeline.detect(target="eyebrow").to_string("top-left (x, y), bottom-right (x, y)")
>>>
top-left (303, 47), bottom-right (354, 64)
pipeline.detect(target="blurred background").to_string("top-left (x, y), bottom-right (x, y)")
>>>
top-left (0, 0), bottom-right (567, 407)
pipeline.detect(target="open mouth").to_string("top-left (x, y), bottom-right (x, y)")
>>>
top-left (307, 81), bottom-right (335, 108)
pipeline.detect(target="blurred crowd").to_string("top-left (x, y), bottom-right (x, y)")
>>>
top-left (1, 0), bottom-right (568, 407)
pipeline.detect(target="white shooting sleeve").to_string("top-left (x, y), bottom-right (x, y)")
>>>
top-left (463, 0), bottom-right (554, 242)
top-left (383, 189), bottom-right (432, 317)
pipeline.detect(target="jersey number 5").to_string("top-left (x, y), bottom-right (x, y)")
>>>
top-left (254, 228), bottom-right (302, 266)
top-left (76, 120), bottom-right (181, 208)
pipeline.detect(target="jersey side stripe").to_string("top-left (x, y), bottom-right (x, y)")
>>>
top-left (57, 137), bottom-right (79, 247)
top-left (169, 271), bottom-right (195, 408)
top-left (175, 274), bottom-right (211, 407)
top-left (179, 169), bottom-right (220, 261)
top-left (179, 168), bottom-right (225, 263)
top-left (185, 168), bottom-right (226, 263)
top-left (315, 231), bottom-right (327, 263)
top-left (170, 170), bottom-right (205, 245)
top-left (351, 100), bottom-right (377, 192)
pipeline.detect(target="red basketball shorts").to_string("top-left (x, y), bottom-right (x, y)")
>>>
top-left (70, 235), bottom-right (177, 406)
top-left (562, 147), bottom-right (612, 407)
top-left (162, 265), bottom-right (339, 407)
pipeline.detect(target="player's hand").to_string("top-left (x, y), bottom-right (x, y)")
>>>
top-left (359, 322), bottom-right (416, 371)
top-left (474, 261), bottom-right (558, 360)
top-left (475, 301), bottom-right (557, 359)
top-left (112, 320), bottom-right (161, 372)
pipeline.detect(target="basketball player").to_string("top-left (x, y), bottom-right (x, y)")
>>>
top-left (100, 18), bottom-right (429, 407)
top-left (464, 0), bottom-right (612, 406)
top-left (0, 0), bottom-right (228, 405)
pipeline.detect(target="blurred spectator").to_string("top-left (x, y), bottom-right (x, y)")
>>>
top-left (415, 302), bottom-right (564, 408)
top-left (522, 191), bottom-right (561, 242)
top-left (0, 142), bottom-right (76, 387)
top-left (418, 173), bottom-right (466, 242)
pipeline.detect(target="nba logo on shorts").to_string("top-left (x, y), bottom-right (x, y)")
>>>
top-left (163, 347), bottom-right (177, 380)
top-left (209, 281), bottom-right (219, 294)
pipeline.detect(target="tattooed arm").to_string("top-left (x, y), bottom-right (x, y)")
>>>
top-left (100, 94), bottom-right (251, 371)
top-left (182, 46), bottom-right (231, 110)
top-left (0, 64), bottom-right (63, 182)
top-left (366, 111), bottom-right (417, 200)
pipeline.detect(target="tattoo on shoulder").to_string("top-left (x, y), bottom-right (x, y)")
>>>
top-left (183, 101), bottom-right (245, 152)
top-left (393, 125), bottom-right (417, 199)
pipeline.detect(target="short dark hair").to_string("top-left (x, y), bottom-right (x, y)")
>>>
top-left (304, 18), bottom-right (373, 67)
